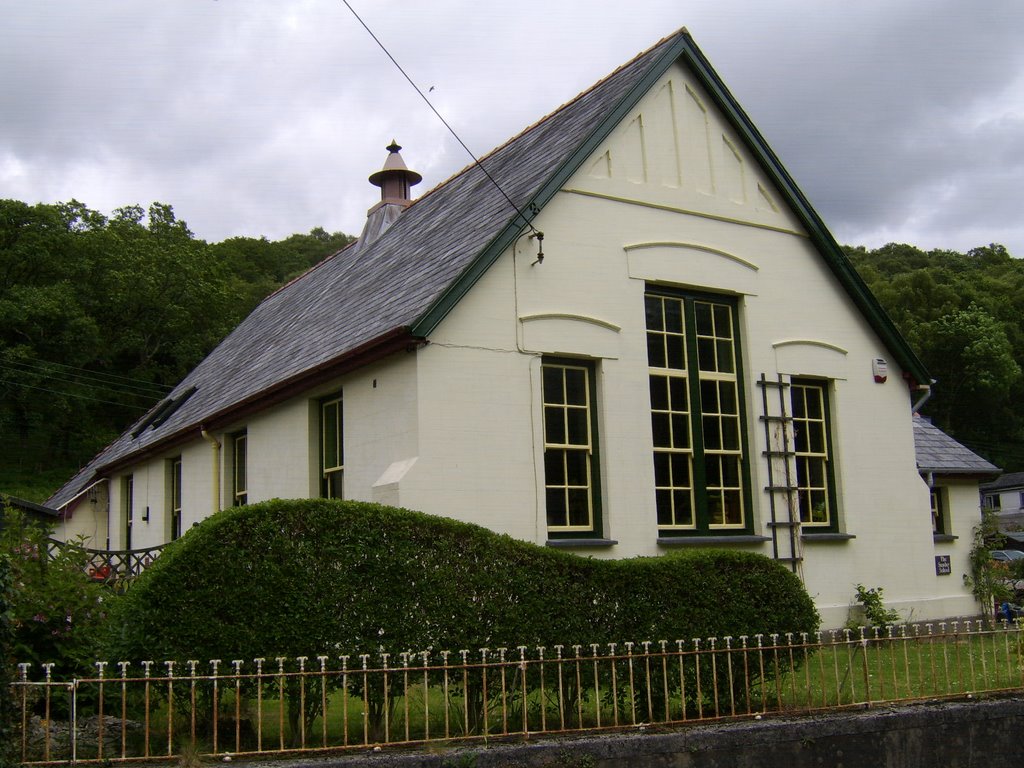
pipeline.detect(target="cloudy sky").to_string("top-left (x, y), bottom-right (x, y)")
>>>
top-left (2, 1), bottom-right (1023, 255)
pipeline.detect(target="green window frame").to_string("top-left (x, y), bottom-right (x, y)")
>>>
top-left (168, 457), bottom-right (182, 541)
top-left (232, 431), bottom-right (248, 507)
top-left (645, 290), bottom-right (751, 535)
top-left (321, 393), bottom-right (344, 499)
top-left (542, 358), bottom-right (603, 537)
top-left (930, 487), bottom-right (946, 536)
top-left (790, 378), bottom-right (839, 531)
top-left (122, 474), bottom-right (134, 551)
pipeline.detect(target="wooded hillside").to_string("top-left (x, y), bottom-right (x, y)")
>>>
top-left (0, 199), bottom-right (352, 499)
top-left (845, 242), bottom-right (1023, 470)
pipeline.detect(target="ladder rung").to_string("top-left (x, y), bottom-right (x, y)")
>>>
top-left (757, 380), bottom-right (790, 389)
top-left (763, 450), bottom-right (795, 458)
top-left (767, 520), bottom-right (800, 527)
top-left (764, 485), bottom-right (797, 492)
top-left (760, 415), bottom-right (792, 423)
top-left (774, 556), bottom-right (803, 563)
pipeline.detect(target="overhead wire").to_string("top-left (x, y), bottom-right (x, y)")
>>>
top-left (0, 358), bottom-right (172, 398)
top-left (0, 378), bottom-right (156, 410)
top-left (339, 0), bottom-right (543, 241)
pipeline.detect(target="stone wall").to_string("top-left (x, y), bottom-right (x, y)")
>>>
top-left (282, 697), bottom-right (1024, 768)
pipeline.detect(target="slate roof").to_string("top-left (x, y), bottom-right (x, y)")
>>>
top-left (981, 471), bottom-right (1024, 493)
top-left (913, 417), bottom-right (999, 477)
top-left (46, 28), bottom-right (930, 510)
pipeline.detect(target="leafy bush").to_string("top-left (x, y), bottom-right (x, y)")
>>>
top-left (105, 499), bottom-right (818, 663)
top-left (0, 504), bottom-right (109, 676)
top-left (0, 546), bottom-right (15, 768)
top-left (104, 499), bottom-right (818, 736)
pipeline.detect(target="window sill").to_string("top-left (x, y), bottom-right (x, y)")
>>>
top-left (933, 534), bottom-right (958, 543)
top-left (801, 532), bottom-right (856, 542)
top-left (546, 538), bottom-right (618, 548)
top-left (657, 535), bottom-right (770, 546)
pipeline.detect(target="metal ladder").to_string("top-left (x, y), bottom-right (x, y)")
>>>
top-left (758, 373), bottom-right (803, 578)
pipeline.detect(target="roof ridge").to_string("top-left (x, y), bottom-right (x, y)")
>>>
top-left (405, 28), bottom-right (686, 213)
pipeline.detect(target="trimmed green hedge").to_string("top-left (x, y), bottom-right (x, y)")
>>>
top-left (105, 499), bottom-right (818, 662)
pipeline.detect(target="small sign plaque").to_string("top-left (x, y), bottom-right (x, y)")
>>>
top-left (935, 555), bottom-right (951, 576)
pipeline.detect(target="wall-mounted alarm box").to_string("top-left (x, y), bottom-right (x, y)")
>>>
top-left (872, 357), bottom-right (888, 383)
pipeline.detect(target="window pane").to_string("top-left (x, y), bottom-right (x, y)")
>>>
top-left (703, 416), bottom-right (721, 450)
top-left (545, 451), bottom-right (565, 485)
top-left (664, 298), bottom-right (683, 334)
top-left (647, 334), bottom-right (666, 368)
top-left (700, 379), bottom-right (719, 412)
top-left (713, 304), bottom-right (731, 336)
top-left (650, 375), bottom-right (669, 410)
top-left (567, 490), bottom-right (591, 527)
top-left (645, 295), bottom-right (664, 331)
top-left (564, 368), bottom-right (587, 405)
top-left (721, 455), bottom-right (741, 487)
top-left (565, 450), bottom-right (589, 486)
top-left (323, 404), bottom-right (338, 470)
top-left (654, 452), bottom-right (671, 486)
top-left (722, 416), bottom-right (740, 451)
top-left (669, 377), bottom-right (688, 410)
top-left (719, 383), bottom-right (737, 414)
top-left (543, 366), bottom-right (564, 404)
top-left (666, 336), bottom-right (686, 370)
top-left (656, 490), bottom-right (673, 525)
top-left (671, 453), bottom-right (691, 486)
top-left (652, 412), bottom-right (671, 448)
top-left (567, 408), bottom-right (589, 445)
top-left (671, 414), bottom-right (690, 448)
top-left (546, 489), bottom-right (566, 527)
top-left (722, 490), bottom-right (743, 525)
top-left (705, 455), bottom-right (721, 486)
top-left (673, 491), bottom-right (694, 526)
top-left (716, 340), bottom-right (734, 374)
top-left (694, 302), bottom-right (713, 336)
top-left (697, 338), bottom-right (715, 372)
top-left (545, 407), bottom-right (566, 444)
top-left (808, 423), bottom-right (825, 454)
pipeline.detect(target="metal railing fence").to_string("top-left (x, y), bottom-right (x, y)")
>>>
top-left (45, 539), bottom-right (165, 590)
top-left (13, 620), bottom-right (1024, 765)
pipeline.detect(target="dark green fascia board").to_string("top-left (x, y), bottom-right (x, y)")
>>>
top-left (411, 31), bottom-right (692, 338)
top-left (677, 32), bottom-right (930, 386)
top-left (411, 29), bottom-right (931, 386)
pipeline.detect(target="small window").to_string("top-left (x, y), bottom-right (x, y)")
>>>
top-left (122, 475), bottom-right (134, 551)
top-left (542, 358), bottom-right (602, 537)
top-left (985, 494), bottom-right (1002, 511)
top-left (168, 457), bottom-right (182, 541)
top-left (232, 431), bottom-right (248, 506)
top-left (931, 487), bottom-right (947, 536)
top-left (321, 393), bottom-right (344, 499)
top-left (791, 379), bottom-right (838, 531)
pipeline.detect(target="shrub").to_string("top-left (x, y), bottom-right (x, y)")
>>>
top-left (1, 547), bottom-right (15, 768)
top-left (104, 499), bottom-right (819, 735)
top-left (105, 499), bottom-right (818, 662)
top-left (0, 504), bottom-right (109, 676)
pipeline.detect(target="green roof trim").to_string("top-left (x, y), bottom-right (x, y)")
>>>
top-left (676, 33), bottom-right (930, 385)
top-left (410, 29), bottom-right (929, 386)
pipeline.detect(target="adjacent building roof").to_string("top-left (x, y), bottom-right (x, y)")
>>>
top-left (981, 471), bottom-right (1024, 493)
top-left (46, 28), bottom-right (930, 510)
top-left (913, 417), bottom-right (1000, 477)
